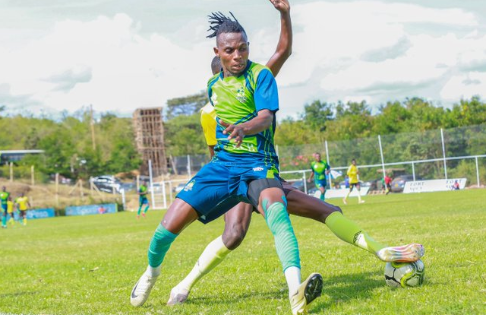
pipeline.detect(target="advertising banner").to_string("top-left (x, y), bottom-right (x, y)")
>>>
top-left (65, 203), bottom-right (117, 216)
top-left (25, 208), bottom-right (56, 219)
top-left (403, 178), bottom-right (467, 194)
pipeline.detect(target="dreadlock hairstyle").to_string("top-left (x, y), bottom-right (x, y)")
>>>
top-left (207, 11), bottom-right (247, 39)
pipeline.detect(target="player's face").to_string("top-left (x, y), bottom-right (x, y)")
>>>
top-left (315, 154), bottom-right (321, 161)
top-left (214, 32), bottom-right (249, 77)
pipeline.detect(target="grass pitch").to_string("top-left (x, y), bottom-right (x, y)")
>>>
top-left (1, 189), bottom-right (485, 314)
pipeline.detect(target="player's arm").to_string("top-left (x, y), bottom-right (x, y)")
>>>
top-left (325, 163), bottom-right (331, 175)
top-left (265, 0), bottom-right (292, 77)
top-left (208, 146), bottom-right (215, 158)
top-left (220, 109), bottom-right (275, 147)
top-left (308, 168), bottom-right (314, 182)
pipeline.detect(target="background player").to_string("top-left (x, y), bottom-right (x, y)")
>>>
top-left (343, 159), bottom-right (365, 204)
top-left (307, 152), bottom-right (330, 201)
top-left (15, 192), bottom-right (30, 226)
top-left (168, 0), bottom-right (424, 307)
top-left (131, 9), bottom-right (321, 315)
top-left (1, 186), bottom-right (10, 228)
top-left (7, 196), bottom-right (16, 226)
top-left (137, 180), bottom-right (149, 218)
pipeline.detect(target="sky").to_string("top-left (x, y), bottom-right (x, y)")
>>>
top-left (1, 0), bottom-right (486, 119)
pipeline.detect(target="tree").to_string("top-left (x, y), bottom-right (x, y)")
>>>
top-left (166, 92), bottom-right (207, 119)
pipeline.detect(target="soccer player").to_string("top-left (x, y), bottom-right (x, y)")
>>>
top-left (343, 159), bottom-right (364, 204)
top-left (384, 173), bottom-right (392, 195)
top-left (168, 1), bottom-right (424, 309)
top-left (137, 180), bottom-right (149, 218)
top-left (130, 9), bottom-right (322, 315)
top-left (7, 196), bottom-right (16, 226)
top-left (307, 152), bottom-right (330, 201)
top-left (1, 186), bottom-right (10, 228)
top-left (15, 193), bottom-right (30, 226)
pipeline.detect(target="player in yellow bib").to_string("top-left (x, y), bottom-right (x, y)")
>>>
top-left (15, 193), bottom-right (30, 226)
top-left (7, 197), bottom-right (16, 226)
top-left (343, 159), bottom-right (365, 204)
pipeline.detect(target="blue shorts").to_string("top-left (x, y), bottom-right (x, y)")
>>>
top-left (139, 196), bottom-right (149, 205)
top-left (177, 161), bottom-right (279, 224)
top-left (314, 179), bottom-right (327, 189)
top-left (1, 203), bottom-right (7, 213)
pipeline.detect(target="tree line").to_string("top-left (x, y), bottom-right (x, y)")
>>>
top-left (1, 96), bottom-right (485, 182)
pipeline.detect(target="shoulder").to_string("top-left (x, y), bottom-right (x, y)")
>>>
top-left (248, 62), bottom-right (273, 80)
top-left (207, 73), bottom-right (220, 87)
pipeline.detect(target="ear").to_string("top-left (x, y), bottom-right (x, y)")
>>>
top-left (213, 47), bottom-right (219, 57)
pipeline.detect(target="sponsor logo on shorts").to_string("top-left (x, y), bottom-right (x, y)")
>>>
top-left (253, 167), bottom-right (264, 172)
top-left (184, 180), bottom-right (196, 191)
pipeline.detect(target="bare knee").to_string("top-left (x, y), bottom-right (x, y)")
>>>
top-left (222, 224), bottom-right (248, 250)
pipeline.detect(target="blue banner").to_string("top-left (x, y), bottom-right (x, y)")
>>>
top-left (65, 203), bottom-right (117, 216)
top-left (26, 208), bottom-right (56, 219)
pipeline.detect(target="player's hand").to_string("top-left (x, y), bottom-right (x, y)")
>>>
top-left (220, 120), bottom-right (245, 147)
top-left (269, 0), bottom-right (290, 14)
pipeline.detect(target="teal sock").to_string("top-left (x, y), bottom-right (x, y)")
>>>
top-left (143, 205), bottom-right (149, 214)
top-left (320, 190), bottom-right (325, 201)
top-left (264, 199), bottom-right (300, 272)
top-left (137, 206), bottom-right (142, 216)
top-left (148, 224), bottom-right (178, 268)
top-left (2, 215), bottom-right (6, 226)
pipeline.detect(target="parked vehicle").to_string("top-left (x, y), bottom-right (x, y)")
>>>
top-left (90, 175), bottom-right (132, 194)
top-left (390, 175), bottom-right (422, 193)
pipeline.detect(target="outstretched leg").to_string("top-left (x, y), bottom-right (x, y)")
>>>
top-left (130, 198), bottom-right (199, 307)
top-left (168, 202), bottom-right (253, 305)
top-left (284, 186), bottom-right (423, 262)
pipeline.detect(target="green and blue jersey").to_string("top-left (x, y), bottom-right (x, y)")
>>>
top-left (208, 61), bottom-right (279, 169)
top-left (0, 191), bottom-right (9, 205)
top-left (311, 160), bottom-right (330, 182)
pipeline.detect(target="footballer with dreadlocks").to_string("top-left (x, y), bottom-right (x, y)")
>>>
top-left (130, 2), bottom-right (323, 314)
top-left (168, 1), bottom-right (425, 313)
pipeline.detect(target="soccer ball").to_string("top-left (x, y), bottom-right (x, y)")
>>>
top-left (384, 260), bottom-right (425, 288)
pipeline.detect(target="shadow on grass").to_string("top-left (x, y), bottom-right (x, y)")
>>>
top-left (311, 270), bottom-right (383, 313)
top-left (150, 271), bottom-right (383, 313)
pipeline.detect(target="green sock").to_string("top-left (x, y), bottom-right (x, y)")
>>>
top-left (137, 206), bottom-right (142, 216)
top-left (325, 211), bottom-right (384, 254)
top-left (148, 224), bottom-right (178, 268)
top-left (320, 190), bottom-right (325, 201)
top-left (143, 205), bottom-right (149, 214)
top-left (264, 199), bottom-right (300, 271)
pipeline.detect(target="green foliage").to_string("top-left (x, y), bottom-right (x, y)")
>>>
top-left (0, 110), bottom-right (141, 180)
top-left (164, 113), bottom-right (207, 156)
top-left (166, 91), bottom-right (207, 120)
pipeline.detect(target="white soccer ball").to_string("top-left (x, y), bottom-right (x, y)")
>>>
top-left (384, 260), bottom-right (425, 288)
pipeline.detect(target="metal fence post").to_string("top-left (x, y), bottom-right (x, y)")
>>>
top-left (148, 159), bottom-right (156, 208)
top-left (475, 156), bottom-right (480, 187)
top-left (378, 135), bottom-right (386, 181)
top-left (441, 128), bottom-right (447, 179)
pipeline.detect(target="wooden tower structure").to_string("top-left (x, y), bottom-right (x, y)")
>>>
top-left (133, 107), bottom-right (167, 177)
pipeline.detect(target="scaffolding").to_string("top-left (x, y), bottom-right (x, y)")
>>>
top-left (133, 107), bottom-right (167, 177)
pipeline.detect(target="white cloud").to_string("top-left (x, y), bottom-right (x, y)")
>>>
top-left (0, 1), bottom-right (486, 118)
top-left (440, 72), bottom-right (486, 101)
top-left (270, 1), bottom-right (486, 116)
top-left (0, 13), bottom-right (214, 114)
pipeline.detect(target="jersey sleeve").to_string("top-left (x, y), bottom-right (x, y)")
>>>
top-left (200, 106), bottom-right (217, 147)
top-left (254, 69), bottom-right (279, 112)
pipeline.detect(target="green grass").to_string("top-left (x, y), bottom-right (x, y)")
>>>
top-left (1, 190), bottom-right (485, 314)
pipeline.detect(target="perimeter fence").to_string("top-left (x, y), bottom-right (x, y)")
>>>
top-left (153, 123), bottom-right (486, 206)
